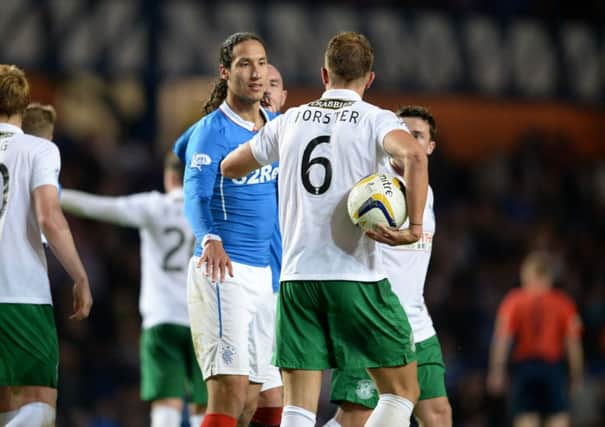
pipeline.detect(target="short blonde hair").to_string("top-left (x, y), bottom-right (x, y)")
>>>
top-left (22, 103), bottom-right (57, 137)
top-left (521, 251), bottom-right (555, 281)
top-left (0, 65), bottom-right (30, 116)
top-left (325, 32), bottom-right (374, 83)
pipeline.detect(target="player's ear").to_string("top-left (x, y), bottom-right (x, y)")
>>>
top-left (427, 140), bottom-right (436, 155)
top-left (365, 71), bottom-right (375, 90)
top-left (219, 64), bottom-right (229, 81)
top-left (282, 90), bottom-right (288, 106)
top-left (321, 67), bottom-right (329, 86)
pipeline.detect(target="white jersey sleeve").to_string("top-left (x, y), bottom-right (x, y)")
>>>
top-left (373, 109), bottom-right (410, 151)
top-left (250, 114), bottom-right (283, 165)
top-left (61, 190), bottom-right (153, 228)
top-left (30, 143), bottom-right (60, 190)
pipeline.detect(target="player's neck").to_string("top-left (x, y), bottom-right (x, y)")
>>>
top-left (225, 94), bottom-right (264, 126)
top-left (524, 281), bottom-right (551, 292)
top-left (0, 114), bottom-right (22, 128)
top-left (325, 84), bottom-right (365, 98)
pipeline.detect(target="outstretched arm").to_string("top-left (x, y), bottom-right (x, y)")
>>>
top-left (221, 143), bottom-right (260, 178)
top-left (61, 189), bottom-right (148, 227)
top-left (222, 114), bottom-right (282, 178)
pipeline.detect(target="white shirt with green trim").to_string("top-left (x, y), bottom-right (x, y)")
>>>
top-left (250, 89), bottom-right (409, 282)
top-left (380, 172), bottom-right (437, 342)
top-left (0, 124), bottom-right (60, 305)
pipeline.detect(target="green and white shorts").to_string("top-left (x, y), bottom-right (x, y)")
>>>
top-left (273, 280), bottom-right (416, 370)
top-left (330, 334), bottom-right (447, 408)
top-left (0, 303), bottom-right (59, 388)
top-left (140, 323), bottom-right (207, 404)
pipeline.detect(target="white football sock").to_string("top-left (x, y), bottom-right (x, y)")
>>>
top-left (189, 413), bottom-right (205, 427)
top-left (364, 393), bottom-right (414, 427)
top-left (151, 405), bottom-right (181, 427)
top-left (0, 410), bottom-right (18, 425)
top-left (323, 417), bottom-right (343, 427)
top-left (6, 402), bottom-right (55, 427)
top-left (281, 405), bottom-right (316, 427)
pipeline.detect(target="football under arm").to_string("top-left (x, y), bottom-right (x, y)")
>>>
top-left (60, 189), bottom-right (142, 227)
top-left (33, 185), bottom-right (88, 284)
top-left (221, 142), bottom-right (261, 178)
top-left (383, 129), bottom-right (428, 229)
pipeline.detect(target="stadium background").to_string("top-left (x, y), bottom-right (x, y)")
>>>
top-left (1, 0), bottom-right (604, 425)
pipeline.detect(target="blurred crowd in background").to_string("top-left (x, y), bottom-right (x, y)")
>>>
top-left (1, 0), bottom-right (604, 426)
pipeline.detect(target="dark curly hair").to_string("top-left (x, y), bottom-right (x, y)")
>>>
top-left (201, 32), bottom-right (266, 117)
top-left (396, 105), bottom-right (437, 141)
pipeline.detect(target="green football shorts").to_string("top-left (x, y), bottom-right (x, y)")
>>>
top-left (273, 280), bottom-right (416, 370)
top-left (0, 303), bottom-right (59, 388)
top-left (330, 334), bottom-right (447, 408)
top-left (140, 323), bottom-right (207, 404)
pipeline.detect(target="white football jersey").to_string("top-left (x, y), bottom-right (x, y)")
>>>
top-left (381, 181), bottom-right (436, 342)
top-left (0, 124), bottom-right (60, 304)
top-left (61, 188), bottom-right (193, 328)
top-left (250, 89), bottom-right (409, 282)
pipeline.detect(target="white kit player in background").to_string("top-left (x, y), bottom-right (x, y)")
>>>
top-left (0, 64), bottom-right (92, 427)
top-left (60, 153), bottom-right (207, 427)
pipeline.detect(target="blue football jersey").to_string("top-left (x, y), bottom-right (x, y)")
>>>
top-left (176, 102), bottom-right (279, 267)
top-left (269, 219), bottom-right (282, 293)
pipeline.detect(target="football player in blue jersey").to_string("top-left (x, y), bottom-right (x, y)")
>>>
top-left (174, 32), bottom-right (280, 427)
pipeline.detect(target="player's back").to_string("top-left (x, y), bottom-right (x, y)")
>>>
top-left (0, 124), bottom-right (59, 304)
top-left (500, 288), bottom-right (579, 362)
top-left (273, 89), bottom-right (405, 282)
top-left (136, 189), bottom-right (193, 329)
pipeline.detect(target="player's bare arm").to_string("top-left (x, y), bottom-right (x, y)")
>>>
top-left (33, 184), bottom-right (92, 319)
top-left (486, 318), bottom-right (512, 395)
top-left (565, 315), bottom-right (584, 395)
top-left (221, 143), bottom-right (260, 178)
top-left (380, 129), bottom-right (428, 244)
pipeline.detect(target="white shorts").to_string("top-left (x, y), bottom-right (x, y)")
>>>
top-left (260, 292), bottom-right (282, 392)
top-left (187, 257), bottom-right (276, 383)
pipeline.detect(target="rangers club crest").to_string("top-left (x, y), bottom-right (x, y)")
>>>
top-left (221, 343), bottom-right (236, 365)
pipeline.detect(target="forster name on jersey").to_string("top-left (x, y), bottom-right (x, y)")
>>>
top-left (293, 104), bottom-right (360, 126)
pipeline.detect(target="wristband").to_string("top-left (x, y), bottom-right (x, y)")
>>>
top-left (202, 233), bottom-right (222, 247)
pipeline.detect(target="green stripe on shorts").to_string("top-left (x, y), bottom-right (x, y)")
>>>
top-left (0, 303), bottom-right (58, 388)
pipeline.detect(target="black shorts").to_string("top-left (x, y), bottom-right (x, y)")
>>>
top-left (510, 359), bottom-right (568, 416)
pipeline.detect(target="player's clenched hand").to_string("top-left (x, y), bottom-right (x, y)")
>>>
top-left (365, 224), bottom-right (422, 246)
top-left (70, 279), bottom-right (93, 320)
top-left (199, 240), bottom-right (234, 283)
